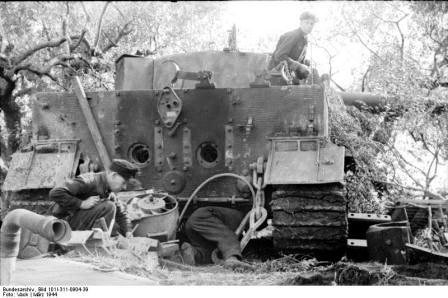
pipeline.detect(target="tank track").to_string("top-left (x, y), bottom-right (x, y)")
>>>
top-left (271, 184), bottom-right (348, 260)
top-left (1, 190), bottom-right (53, 220)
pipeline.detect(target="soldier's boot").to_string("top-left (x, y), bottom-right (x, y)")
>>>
top-left (180, 242), bottom-right (196, 266)
top-left (223, 256), bottom-right (254, 271)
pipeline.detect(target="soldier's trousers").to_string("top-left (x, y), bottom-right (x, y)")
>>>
top-left (69, 201), bottom-right (116, 231)
top-left (184, 206), bottom-right (244, 264)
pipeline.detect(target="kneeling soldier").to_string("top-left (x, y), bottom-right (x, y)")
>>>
top-left (181, 206), bottom-right (253, 270)
top-left (50, 159), bottom-right (139, 238)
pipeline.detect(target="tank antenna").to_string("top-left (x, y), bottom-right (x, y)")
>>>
top-left (224, 24), bottom-right (237, 52)
top-left (310, 39), bottom-right (314, 85)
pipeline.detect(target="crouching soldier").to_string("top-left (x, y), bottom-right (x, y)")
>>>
top-left (181, 206), bottom-right (253, 270)
top-left (268, 11), bottom-right (318, 82)
top-left (49, 159), bottom-right (139, 238)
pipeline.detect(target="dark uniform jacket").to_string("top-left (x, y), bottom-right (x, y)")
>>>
top-left (268, 28), bottom-right (308, 70)
top-left (49, 172), bottom-right (131, 233)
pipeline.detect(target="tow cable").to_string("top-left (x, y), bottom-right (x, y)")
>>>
top-left (178, 169), bottom-right (268, 248)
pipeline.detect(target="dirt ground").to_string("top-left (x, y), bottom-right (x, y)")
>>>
top-left (61, 246), bottom-right (448, 286)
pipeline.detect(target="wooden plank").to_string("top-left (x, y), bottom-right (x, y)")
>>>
top-left (60, 230), bottom-right (94, 246)
top-left (397, 199), bottom-right (448, 207)
top-left (406, 243), bottom-right (448, 265)
top-left (72, 76), bottom-right (111, 169)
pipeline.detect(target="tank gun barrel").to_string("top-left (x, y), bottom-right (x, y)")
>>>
top-left (337, 92), bottom-right (392, 108)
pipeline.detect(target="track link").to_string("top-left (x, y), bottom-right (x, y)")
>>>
top-left (271, 184), bottom-right (348, 260)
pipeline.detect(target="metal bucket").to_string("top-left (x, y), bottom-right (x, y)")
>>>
top-left (366, 221), bottom-right (411, 265)
top-left (132, 195), bottom-right (179, 240)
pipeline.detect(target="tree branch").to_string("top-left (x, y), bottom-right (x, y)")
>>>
top-left (419, 132), bottom-right (435, 156)
top-left (61, 2), bottom-right (68, 36)
top-left (342, 12), bottom-right (384, 62)
top-left (387, 143), bottom-right (426, 187)
top-left (424, 148), bottom-right (438, 190)
top-left (311, 41), bottom-right (336, 77)
top-left (371, 10), bottom-right (408, 24)
top-left (13, 54), bottom-right (76, 79)
top-left (13, 38), bottom-right (68, 65)
top-left (11, 29), bottom-right (89, 73)
top-left (395, 22), bottom-right (405, 61)
top-left (12, 87), bottom-right (33, 99)
top-left (69, 29), bottom-right (88, 51)
top-left (432, 146), bottom-right (440, 178)
top-left (62, 1), bottom-right (72, 55)
top-left (101, 22), bottom-right (133, 53)
top-left (361, 66), bottom-right (371, 92)
top-left (112, 3), bottom-right (126, 19)
top-left (23, 66), bottom-right (57, 82)
top-left (374, 179), bottom-right (446, 200)
top-left (41, 20), bottom-right (52, 42)
top-left (353, 29), bottom-right (384, 62)
top-left (80, 1), bottom-right (91, 23)
top-left (330, 78), bottom-right (346, 92)
top-left (93, 1), bottom-right (111, 52)
top-left (102, 31), bottom-right (117, 48)
top-left (389, 2), bottom-right (408, 16)
top-left (0, 13), bottom-right (10, 55)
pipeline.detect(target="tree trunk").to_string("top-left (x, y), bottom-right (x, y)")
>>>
top-left (0, 126), bottom-right (7, 161)
top-left (0, 77), bottom-right (21, 160)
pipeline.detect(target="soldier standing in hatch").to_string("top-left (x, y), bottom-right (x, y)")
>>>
top-left (49, 159), bottom-right (139, 238)
top-left (268, 11), bottom-right (318, 82)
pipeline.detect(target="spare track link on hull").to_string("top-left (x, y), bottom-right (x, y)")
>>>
top-left (271, 184), bottom-right (348, 260)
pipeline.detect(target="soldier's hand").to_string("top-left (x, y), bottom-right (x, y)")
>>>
top-left (108, 192), bottom-right (117, 202)
top-left (80, 196), bottom-right (100, 209)
top-left (125, 232), bottom-right (133, 239)
top-left (289, 60), bottom-right (302, 71)
top-left (296, 63), bottom-right (310, 76)
top-left (289, 60), bottom-right (310, 76)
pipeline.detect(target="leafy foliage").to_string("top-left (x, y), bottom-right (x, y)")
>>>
top-left (0, 2), bottom-right (230, 158)
top-left (327, 87), bottom-right (388, 212)
top-left (324, 1), bottom-right (448, 211)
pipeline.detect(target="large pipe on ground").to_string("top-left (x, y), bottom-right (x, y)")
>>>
top-left (0, 209), bottom-right (72, 285)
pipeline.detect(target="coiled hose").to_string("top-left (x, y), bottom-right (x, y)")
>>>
top-left (178, 173), bottom-right (257, 224)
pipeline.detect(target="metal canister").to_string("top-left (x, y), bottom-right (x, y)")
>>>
top-left (132, 195), bottom-right (179, 240)
top-left (366, 221), bottom-right (411, 265)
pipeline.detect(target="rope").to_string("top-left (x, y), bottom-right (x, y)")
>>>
top-left (178, 171), bottom-right (268, 254)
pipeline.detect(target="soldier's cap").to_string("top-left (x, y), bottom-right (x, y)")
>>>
top-left (300, 11), bottom-right (318, 23)
top-left (109, 159), bottom-right (139, 180)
